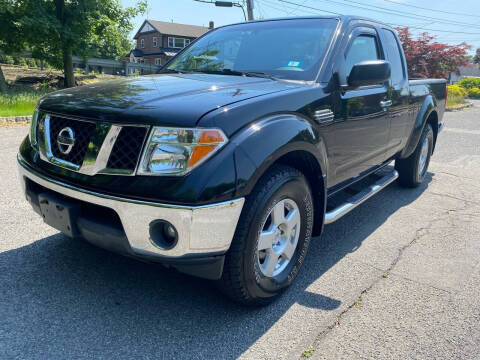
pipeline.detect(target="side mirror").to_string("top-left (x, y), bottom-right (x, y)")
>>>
top-left (347, 60), bottom-right (391, 88)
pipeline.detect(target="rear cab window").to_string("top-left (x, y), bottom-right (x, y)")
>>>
top-left (379, 29), bottom-right (406, 86)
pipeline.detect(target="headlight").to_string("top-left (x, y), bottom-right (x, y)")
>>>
top-left (29, 108), bottom-right (40, 149)
top-left (137, 127), bottom-right (228, 176)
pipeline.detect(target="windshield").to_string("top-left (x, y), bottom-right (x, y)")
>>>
top-left (164, 19), bottom-right (338, 81)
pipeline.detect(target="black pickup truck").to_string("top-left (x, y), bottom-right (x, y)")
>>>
top-left (18, 16), bottom-right (446, 305)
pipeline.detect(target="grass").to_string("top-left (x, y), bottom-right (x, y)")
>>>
top-left (0, 72), bottom-right (123, 117)
top-left (302, 347), bottom-right (315, 358)
top-left (446, 93), bottom-right (466, 108)
top-left (0, 87), bottom-right (52, 117)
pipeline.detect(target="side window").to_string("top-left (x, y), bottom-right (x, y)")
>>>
top-left (381, 29), bottom-right (405, 86)
top-left (345, 35), bottom-right (379, 76)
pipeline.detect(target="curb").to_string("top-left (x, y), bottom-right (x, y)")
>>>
top-left (0, 115), bottom-right (32, 123)
top-left (446, 101), bottom-right (473, 112)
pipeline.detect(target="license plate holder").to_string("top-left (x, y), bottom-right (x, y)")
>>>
top-left (38, 192), bottom-right (79, 237)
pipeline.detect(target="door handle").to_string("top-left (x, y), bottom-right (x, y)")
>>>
top-left (380, 100), bottom-right (392, 108)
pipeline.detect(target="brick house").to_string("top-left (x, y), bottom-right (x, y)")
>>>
top-left (127, 20), bottom-right (213, 66)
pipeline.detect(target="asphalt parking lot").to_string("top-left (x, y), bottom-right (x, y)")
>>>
top-left (1, 102), bottom-right (479, 360)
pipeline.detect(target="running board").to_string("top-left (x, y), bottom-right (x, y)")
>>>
top-left (324, 169), bottom-right (399, 224)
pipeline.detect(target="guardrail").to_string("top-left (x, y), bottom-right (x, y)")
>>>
top-left (72, 56), bottom-right (161, 76)
top-left (0, 55), bottom-right (162, 76)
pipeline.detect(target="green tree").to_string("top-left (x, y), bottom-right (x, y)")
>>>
top-left (474, 48), bottom-right (480, 65)
top-left (0, 0), bottom-right (26, 91)
top-left (0, 0), bottom-right (146, 89)
top-left (86, 23), bottom-right (135, 61)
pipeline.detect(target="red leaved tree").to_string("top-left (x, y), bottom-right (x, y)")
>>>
top-left (396, 27), bottom-right (471, 79)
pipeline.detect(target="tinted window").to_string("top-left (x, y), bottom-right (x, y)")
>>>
top-left (381, 29), bottom-right (405, 86)
top-left (345, 35), bottom-right (379, 76)
top-left (165, 19), bottom-right (338, 81)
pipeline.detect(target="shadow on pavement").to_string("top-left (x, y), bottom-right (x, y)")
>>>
top-left (0, 174), bottom-right (432, 359)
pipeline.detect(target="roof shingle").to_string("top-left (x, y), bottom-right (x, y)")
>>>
top-left (143, 20), bottom-right (210, 38)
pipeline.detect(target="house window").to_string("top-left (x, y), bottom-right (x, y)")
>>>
top-left (168, 37), bottom-right (190, 49)
top-left (153, 37), bottom-right (158, 47)
top-left (140, 39), bottom-right (144, 48)
top-left (155, 58), bottom-right (162, 66)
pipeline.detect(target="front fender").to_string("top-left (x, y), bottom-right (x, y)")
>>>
top-left (400, 95), bottom-right (436, 159)
top-left (231, 113), bottom-right (328, 197)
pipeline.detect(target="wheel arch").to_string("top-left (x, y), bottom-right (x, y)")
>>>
top-left (233, 113), bottom-right (328, 236)
top-left (269, 150), bottom-right (326, 236)
top-left (400, 95), bottom-right (438, 159)
top-left (426, 110), bottom-right (439, 153)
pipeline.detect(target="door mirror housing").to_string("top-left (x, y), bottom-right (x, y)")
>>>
top-left (347, 60), bottom-right (391, 89)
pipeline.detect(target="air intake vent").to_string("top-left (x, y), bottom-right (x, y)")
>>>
top-left (314, 109), bottom-right (334, 124)
top-left (106, 126), bottom-right (148, 171)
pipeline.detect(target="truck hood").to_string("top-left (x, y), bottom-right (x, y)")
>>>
top-left (38, 74), bottom-right (302, 127)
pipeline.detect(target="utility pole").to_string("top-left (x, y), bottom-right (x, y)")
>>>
top-left (246, 0), bottom-right (254, 20)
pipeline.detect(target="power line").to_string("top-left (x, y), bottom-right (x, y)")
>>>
top-left (313, 0), bottom-right (480, 30)
top-left (261, 0), bottom-right (295, 15)
top-left (193, 0), bottom-right (247, 21)
top-left (378, 0), bottom-right (479, 19)
top-left (281, 0), bottom-right (310, 15)
top-left (258, 0), bottom-right (479, 44)
top-left (276, 0), bottom-right (342, 15)
top-left (390, 24), bottom-right (480, 36)
top-left (269, 0), bottom-right (480, 35)
top-left (255, 0), bottom-right (267, 18)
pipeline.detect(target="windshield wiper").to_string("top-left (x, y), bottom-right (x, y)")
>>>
top-left (196, 68), bottom-right (278, 81)
top-left (162, 68), bottom-right (197, 74)
top-left (163, 68), bottom-right (278, 80)
top-left (241, 71), bottom-right (278, 81)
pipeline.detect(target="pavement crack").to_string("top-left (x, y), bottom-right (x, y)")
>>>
top-left (435, 171), bottom-right (475, 181)
top-left (300, 206), bottom-right (464, 359)
top-left (428, 191), bottom-right (480, 205)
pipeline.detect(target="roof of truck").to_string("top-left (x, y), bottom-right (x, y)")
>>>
top-left (223, 15), bottom-right (393, 30)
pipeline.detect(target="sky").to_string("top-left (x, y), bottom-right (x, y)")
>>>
top-left (120, 0), bottom-right (480, 53)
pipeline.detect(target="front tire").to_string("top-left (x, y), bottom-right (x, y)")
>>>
top-left (395, 123), bottom-right (434, 188)
top-left (218, 165), bottom-right (314, 306)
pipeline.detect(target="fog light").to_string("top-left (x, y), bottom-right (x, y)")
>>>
top-left (149, 220), bottom-right (178, 250)
top-left (165, 224), bottom-right (177, 240)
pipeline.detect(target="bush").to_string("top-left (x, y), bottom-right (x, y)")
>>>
top-left (4, 55), bottom-right (14, 65)
top-left (13, 56), bottom-right (27, 66)
top-left (467, 87), bottom-right (480, 98)
top-left (446, 84), bottom-right (467, 107)
top-left (26, 58), bottom-right (36, 68)
top-left (457, 77), bottom-right (480, 90)
top-left (448, 84), bottom-right (468, 97)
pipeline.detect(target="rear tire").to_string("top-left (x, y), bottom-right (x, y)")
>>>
top-left (395, 123), bottom-right (434, 188)
top-left (218, 165), bottom-right (314, 306)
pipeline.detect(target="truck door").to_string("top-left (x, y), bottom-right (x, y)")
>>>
top-left (379, 28), bottom-right (411, 157)
top-left (332, 27), bottom-right (390, 184)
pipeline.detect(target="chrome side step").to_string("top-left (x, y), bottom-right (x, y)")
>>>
top-left (324, 169), bottom-right (399, 224)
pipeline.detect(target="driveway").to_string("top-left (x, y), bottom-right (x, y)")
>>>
top-left (1, 102), bottom-right (479, 359)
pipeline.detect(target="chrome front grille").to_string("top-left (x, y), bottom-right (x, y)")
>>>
top-left (48, 116), bottom-right (96, 166)
top-left (36, 113), bottom-right (149, 176)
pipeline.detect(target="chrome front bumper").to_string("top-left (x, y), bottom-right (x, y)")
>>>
top-left (18, 155), bottom-right (244, 259)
